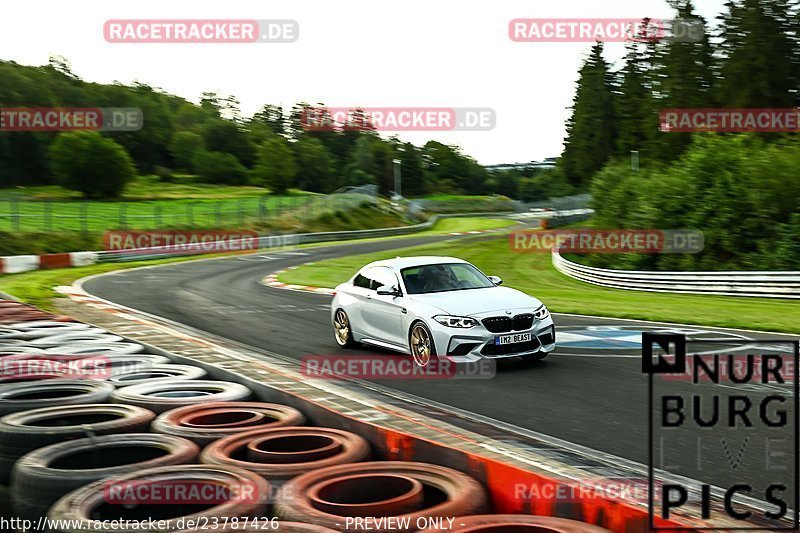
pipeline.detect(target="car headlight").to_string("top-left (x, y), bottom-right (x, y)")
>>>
top-left (534, 305), bottom-right (550, 320)
top-left (433, 315), bottom-right (477, 328)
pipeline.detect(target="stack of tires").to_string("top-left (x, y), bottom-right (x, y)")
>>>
top-left (0, 301), bottom-right (610, 532)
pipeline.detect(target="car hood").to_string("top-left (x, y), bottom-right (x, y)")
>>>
top-left (407, 286), bottom-right (541, 316)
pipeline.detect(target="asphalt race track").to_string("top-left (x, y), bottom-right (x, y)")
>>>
top-left (83, 231), bottom-right (799, 497)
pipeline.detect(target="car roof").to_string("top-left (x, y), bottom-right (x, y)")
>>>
top-left (361, 256), bottom-right (469, 271)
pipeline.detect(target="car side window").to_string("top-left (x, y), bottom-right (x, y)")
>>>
top-left (353, 271), bottom-right (373, 289)
top-left (369, 267), bottom-right (400, 292)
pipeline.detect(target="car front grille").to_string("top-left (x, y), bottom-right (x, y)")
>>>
top-left (482, 314), bottom-right (534, 333)
top-left (481, 337), bottom-right (542, 356)
top-left (482, 316), bottom-right (512, 333)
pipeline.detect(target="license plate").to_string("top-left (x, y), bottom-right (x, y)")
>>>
top-left (495, 332), bottom-right (532, 345)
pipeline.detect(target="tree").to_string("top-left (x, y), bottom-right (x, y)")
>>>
top-left (396, 142), bottom-right (426, 196)
top-left (169, 131), bottom-right (203, 170)
top-left (294, 136), bottom-right (335, 192)
top-left (202, 120), bottom-right (256, 167)
top-left (191, 151), bottom-right (248, 185)
top-left (614, 37), bottom-right (657, 158)
top-left (252, 137), bottom-right (296, 193)
top-left (561, 42), bottom-right (617, 188)
top-left (650, 1), bottom-right (714, 160)
top-left (48, 131), bottom-right (135, 198)
top-left (716, 0), bottom-right (797, 108)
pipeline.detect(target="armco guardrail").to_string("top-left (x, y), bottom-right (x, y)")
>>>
top-left (552, 248), bottom-right (800, 299)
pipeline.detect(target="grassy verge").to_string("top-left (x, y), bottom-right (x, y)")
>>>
top-left (0, 217), bottom-right (517, 312)
top-left (279, 237), bottom-right (800, 334)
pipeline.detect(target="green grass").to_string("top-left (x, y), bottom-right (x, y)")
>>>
top-left (280, 236), bottom-right (800, 334)
top-left (0, 176), bottom-right (322, 232)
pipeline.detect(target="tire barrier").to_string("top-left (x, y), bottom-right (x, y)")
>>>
top-left (0, 404), bottom-right (155, 484)
top-left (0, 296), bottom-right (656, 531)
top-left (418, 515), bottom-right (613, 532)
top-left (152, 402), bottom-right (306, 445)
top-left (201, 427), bottom-right (370, 482)
top-left (28, 331), bottom-right (124, 348)
top-left (274, 462), bottom-right (489, 532)
top-left (110, 379), bottom-right (252, 413)
top-left (11, 433), bottom-right (199, 520)
top-left (0, 379), bottom-right (115, 416)
top-left (0, 321), bottom-right (92, 340)
top-left (47, 464), bottom-right (270, 533)
top-left (81, 354), bottom-right (172, 376)
top-left (44, 342), bottom-right (145, 355)
top-left (106, 364), bottom-right (207, 387)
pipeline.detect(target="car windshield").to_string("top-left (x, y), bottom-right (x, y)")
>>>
top-left (401, 263), bottom-right (495, 294)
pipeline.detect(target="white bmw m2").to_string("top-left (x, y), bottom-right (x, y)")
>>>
top-left (330, 256), bottom-right (556, 367)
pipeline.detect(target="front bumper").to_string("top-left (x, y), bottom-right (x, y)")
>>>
top-left (430, 317), bottom-right (556, 363)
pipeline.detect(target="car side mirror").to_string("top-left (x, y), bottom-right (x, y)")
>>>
top-left (488, 276), bottom-right (503, 285)
top-left (377, 285), bottom-right (401, 296)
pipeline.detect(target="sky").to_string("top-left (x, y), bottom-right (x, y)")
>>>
top-left (2, 0), bottom-right (726, 165)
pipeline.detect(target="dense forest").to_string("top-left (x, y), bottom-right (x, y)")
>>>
top-left (562, 0), bottom-right (800, 270)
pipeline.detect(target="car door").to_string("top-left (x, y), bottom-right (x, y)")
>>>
top-left (360, 266), bottom-right (406, 347)
top-left (346, 268), bottom-right (375, 337)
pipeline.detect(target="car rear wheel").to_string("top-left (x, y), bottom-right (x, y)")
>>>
top-left (409, 322), bottom-right (436, 367)
top-left (333, 309), bottom-right (358, 348)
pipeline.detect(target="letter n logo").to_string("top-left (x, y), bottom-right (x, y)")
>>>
top-left (642, 333), bottom-right (686, 374)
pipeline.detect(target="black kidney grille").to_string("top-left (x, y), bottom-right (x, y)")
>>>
top-left (514, 314), bottom-right (534, 331)
top-left (482, 314), bottom-right (534, 333)
top-left (482, 316), bottom-right (512, 333)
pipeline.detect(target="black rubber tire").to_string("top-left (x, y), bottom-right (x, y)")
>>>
top-left (111, 379), bottom-right (252, 414)
top-left (274, 461), bottom-right (488, 531)
top-left (0, 379), bottom-right (115, 416)
top-left (0, 403), bottom-right (155, 485)
top-left (106, 364), bottom-right (207, 387)
top-left (12, 433), bottom-right (199, 521)
top-left (47, 464), bottom-right (269, 532)
top-left (152, 402), bottom-right (306, 445)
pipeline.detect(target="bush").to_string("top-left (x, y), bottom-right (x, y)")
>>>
top-left (588, 135), bottom-right (800, 270)
top-left (153, 166), bottom-right (175, 182)
top-left (191, 151), bottom-right (248, 185)
top-left (48, 132), bottom-right (135, 198)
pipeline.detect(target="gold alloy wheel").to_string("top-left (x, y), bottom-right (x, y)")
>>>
top-left (410, 324), bottom-right (431, 367)
top-left (334, 309), bottom-right (350, 346)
